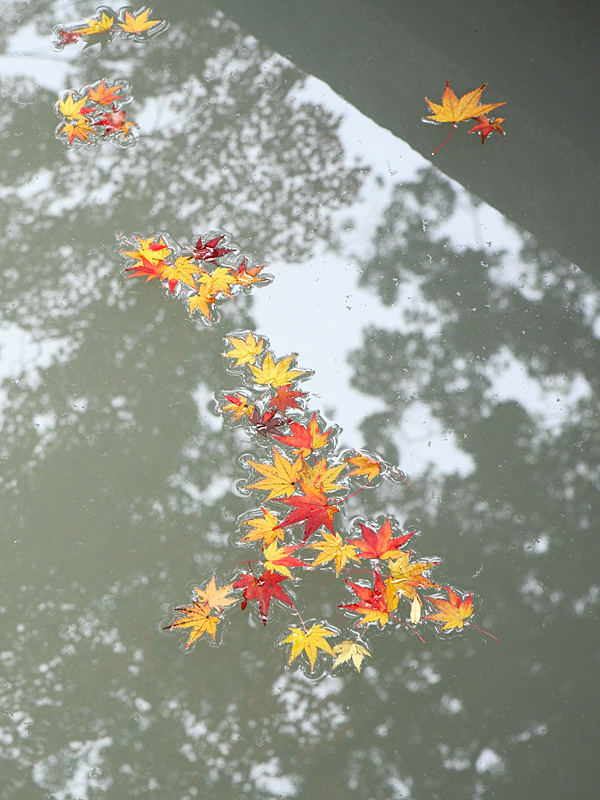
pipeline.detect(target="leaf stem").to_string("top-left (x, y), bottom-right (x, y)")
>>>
top-left (432, 124), bottom-right (456, 156)
top-left (467, 623), bottom-right (500, 643)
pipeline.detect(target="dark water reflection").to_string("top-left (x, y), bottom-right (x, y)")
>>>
top-left (0, 1), bottom-right (598, 798)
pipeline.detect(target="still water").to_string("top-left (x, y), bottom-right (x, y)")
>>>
top-left (1, 1), bottom-right (598, 798)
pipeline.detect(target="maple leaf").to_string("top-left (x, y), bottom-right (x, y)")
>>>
top-left (425, 81), bottom-right (506, 155)
top-left (332, 640), bottom-right (371, 672)
top-left (58, 92), bottom-right (90, 120)
top-left (299, 458), bottom-right (345, 495)
top-left (160, 254), bottom-right (198, 294)
top-left (248, 407), bottom-right (285, 437)
top-left (191, 234), bottom-right (234, 263)
top-left (340, 572), bottom-right (399, 627)
top-left (424, 587), bottom-right (500, 641)
top-left (276, 481), bottom-right (339, 542)
top-left (56, 29), bottom-right (81, 46)
top-left (234, 570), bottom-right (294, 624)
top-left (88, 80), bottom-right (124, 106)
top-left (245, 447), bottom-right (304, 500)
top-left (120, 236), bottom-right (171, 266)
top-left (249, 352), bottom-right (308, 388)
top-left (263, 542), bottom-right (309, 579)
top-left (118, 8), bottom-right (162, 34)
top-left (348, 518), bottom-right (414, 560)
top-left (388, 551), bottom-right (439, 602)
top-left (124, 257), bottom-right (168, 283)
top-left (273, 412), bottom-right (332, 458)
top-left (240, 507), bottom-right (284, 546)
top-left (469, 114), bottom-right (506, 144)
top-left (197, 266), bottom-right (238, 298)
top-left (269, 384), bottom-right (307, 415)
top-left (163, 599), bottom-right (219, 646)
top-left (74, 12), bottom-right (114, 35)
top-left (93, 108), bottom-right (137, 138)
top-left (187, 283), bottom-right (219, 320)
top-left (60, 118), bottom-right (95, 145)
top-left (344, 453), bottom-right (381, 482)
top-left (281, 623), bottom-right (336, 670)
top-left (423, 586), bottom-right (474, 631)
top-left (194, 576), bottom-right (236, 611)
top-left (224, 332), bottom-right (265, 366)
top-left (230, 258), bottom-right (267, 286)
top-left (221, 393), bottom-right (254, 421)
top-left (307, 531), bottom-right (359, 576)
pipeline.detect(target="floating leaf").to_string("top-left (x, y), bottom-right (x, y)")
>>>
top-left (281, 623), bottom-right (336, 670)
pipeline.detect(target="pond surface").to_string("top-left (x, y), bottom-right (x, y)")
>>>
top-left (1, 1), bottom-right (599, 798)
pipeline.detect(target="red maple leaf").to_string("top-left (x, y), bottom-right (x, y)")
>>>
top-left (57, 29), bottom-right (82, 45)
top-left (468, 114), bottom-right (506, 144)
top-left (248, 407), bottom-right (285, 437)
top-left (347, 518), bottom-right (414, 560)
top-left (276, 481), bottom-right (339, 542)
top-left (191, 235), bottom-right (234, 263)
top-left (272, 412), bottom-right (332, 457)
top-left (124, 257), bottom-right (167, 282)
top-left (339, 571), bottom-right (398, 626)
top-left (269, 384), bottom-right (307, 415)
top-left (233, 570), bottom-right (294, 624)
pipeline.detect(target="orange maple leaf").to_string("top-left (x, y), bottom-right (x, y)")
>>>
top-left (118, 8), bottom-right (162, 34)
top-left (425, 81), bottom-right (506, 155)
top-left (88, 80), bottom-right (124, 105)
top-left (424, 586), bottom-right (499, 641)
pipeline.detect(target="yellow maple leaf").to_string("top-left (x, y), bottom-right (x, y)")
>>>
top-left (161, 255), bottom-right (198, 293)
top-left (249, 351), bottom-right (308, 387)
top-left (240, 507), bottom-right (284, 546)
top-left (263, 542), bottom-right (307, 580)
top-left (58, 92), bottom-right (89, 120)
top-left (332, 640), bottom-right (371, 672)
top-left (163, 599), bottom-right (219, 647)
top-left (193, 576), bottom-right (236, 612)
top-left (197, 266), bottom-right (238, 297)
top-left (281, 623), bottom-right (336, 670)
top-left (425, 81), bottom-right (506, 124)
top-left (344, 453), bottom-right (381, 482)
top-left (187, 283), bottom-right (219, 320)
top-left (224, 332), bottom-right (265, 366)
top-left (60, 118), bottom-right (95, 145)
top-left (388, 551), bottom-right (439, 603)
top-left (307, 531), bottom-right (359, 576)
top-left (118, 8), bottom-right (162, 34)
top-left (245, 447), bottom-right (303, 500)
top-left (221, 393), bottom-right (254, 421)
top-left (120, 236), bottom-right (171, 265)
top-left (300, 458), bottom-right (346, 495)
top-left (74, 11), bottom-right (114, 35)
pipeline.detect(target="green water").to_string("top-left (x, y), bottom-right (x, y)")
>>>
top-left (0, 1), bottom-right (598, 798)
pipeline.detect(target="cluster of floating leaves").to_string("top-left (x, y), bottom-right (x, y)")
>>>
top-left (52, 5), bottom-right (167, 50)
top-left (55, 78), bottom-right (137, 148)
top-left (119, 231), bottom-right (272, 324)
top-left (163, 331), bottom-right (499, 673)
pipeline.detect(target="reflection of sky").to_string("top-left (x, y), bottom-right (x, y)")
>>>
top-left (252, 75), bottom-right (593, 477)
